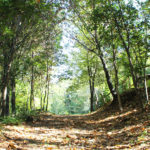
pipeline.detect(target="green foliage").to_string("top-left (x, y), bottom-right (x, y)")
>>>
top-left (0, 116), bottom-right (22, 125)
top-left (0, 0), bottom-right (149, 117)
top-left (17, 109), bottom-right (39, 121)
top-left (96, 89), bottom-right (112, 107)
top-left (47, 80), bottom-right (90, 115)
top-left (64, 91), bottom-right (89, 114)
top-left (0, 109), bottom-right (41, 125)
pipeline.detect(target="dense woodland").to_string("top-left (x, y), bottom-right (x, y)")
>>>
top-left (0, 0), bottom-right (150, 149)
top-left (0, 0), bottom-right (150, 117)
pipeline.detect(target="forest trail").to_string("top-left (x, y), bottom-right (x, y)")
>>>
top-left (0, 107), bottom-right (150, 150)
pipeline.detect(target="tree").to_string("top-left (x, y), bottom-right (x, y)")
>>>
top-left (0, 0), bottom-right (66, 116)
top-left (69, 0), bottom-right (118, 102)
top-left (0, 0), bottom-right (41, 116)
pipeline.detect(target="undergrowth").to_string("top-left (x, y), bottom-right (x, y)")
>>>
top-left (0, 116), bottom-right (22, 125)
top-left (0, 109), bottom-right (42, 125)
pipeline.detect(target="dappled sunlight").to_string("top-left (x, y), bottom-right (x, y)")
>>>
top-left (85, 109), bottom-right (138, 124)
top-left (1, 107), bottom-right (150, 149)
top-left (0, 0), bottom-right (149, 149)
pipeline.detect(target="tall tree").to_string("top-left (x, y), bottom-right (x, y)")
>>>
top-left (0, 0), bottom-right (66, 116)
top-left (69, 0), bottom-right (117, 102)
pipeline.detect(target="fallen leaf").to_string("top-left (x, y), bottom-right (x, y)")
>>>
top-left (46, 147), bottom-right (53, 150)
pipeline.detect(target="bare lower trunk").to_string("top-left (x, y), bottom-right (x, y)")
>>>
top-left (43, 90), bottom-right (47, 111)
top-left (46, 81), bottom-right (49, 111)
top-left (99, 55), bottom-right (117, 100)
top-left (46, 60), bottom-right (50, 111)
top-left (11, 76), bottom-right (16, 114)
top-left (94, 90), bottom-right (99, 109)
top-left (6, 86), bottom-right (10, 116)
top-left (0, 58), bottom-right (11, 116)
top-left (30, 51), bottom-right (34, 110)
top-left (144, 70), bottom-right (149, 103)
top-left (89, 79), bottom-right (94, 112)
top-left (144, 78), bottom-right (149, 102)
top-left (114, 63), bottom-right (123, 111)
top-left (1, 86), bottom-right (7, 116)
top-left (111, 28), bottom-right (123, 111)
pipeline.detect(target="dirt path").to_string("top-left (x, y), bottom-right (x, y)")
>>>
top-left (0, 107), bottom-right (150, 150)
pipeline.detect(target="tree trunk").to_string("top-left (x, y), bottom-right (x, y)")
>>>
top-left (144, 70), bottom-right (149, 103)
top-left (112, 47), bottom-right (123, 111)
top-left (6, 86), bottom-right (10, 116)
top-left (11, 76), bottom-right (16, 114)
top-left (94, 89), bottom-right (99, 109)
top-left (1, 86), bottom-right (7, 116)
top-left (43, 90), bottom-right (47, 111)
top-left (111, 28), bottom-right (123, 111)
top-left (30, 51), bottom-right (34, 110)
top-left (93, 18), bottom-right (117, 101)
top-left (99, 55), bottom-right (117, 100)
top-left (40, 76), bottom-right (43, 110)
top-left (46, 80), bottom-right (50, 111)
top-left (0, 54), bottom-right (12, 116)
top-left (40, 91), bottom-right (43, 110)
top-left (89, 79), bottom-right (94, 112)
top-left (87, 53), bottom-right (97, 112)
top-left (112, 5), bottom-right (137, 90)
top-left (46, 60), bottom-right (50, 111)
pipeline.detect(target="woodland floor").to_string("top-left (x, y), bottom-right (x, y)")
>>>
top-left (0, 104), bottom-right (150, 150)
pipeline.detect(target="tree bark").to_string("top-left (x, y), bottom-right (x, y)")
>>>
top-left (89, 78), bottom-right (94, 112)
top-left (87, 53), bottom-right (97, 112)
top-left (0, 86), bottom-right (7, 117)
top-left (111, 28), bottom-right (123, 111)
top-left (46, 61), bottom-right (50, 111)
top-left (30, 51), bottom-right (34, 110)
top-left (6, 86), bottom-right (10, 116)
top-left (112, 46), bottom-right (123, 111)
top-left (0, 52), bottom-right (12, 116)
top-left (43, 90), bottom-right (47, 111)
top-left (93, 15), bottom-right (117, 101)
top-left (99, 55), bottom-right (117, 100)
top-left (11, 76), bottom-right (16, 114)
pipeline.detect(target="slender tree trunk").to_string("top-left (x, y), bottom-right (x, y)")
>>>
top-left (40, 76), bottom-right (43, 110)
top-left (87, 53), bottom-right (96, 112)
top-left (93, 13), bottom-right (117, 101)
top-left (111, 28), bottom-right (123, 111)
top-left (144, 70), bottom-right (149, 102)
top-left (143, 26), bottom-right (149, 105)
top-left (94, 90), bottom-right (99, 109)
top-left (11, 76), bottom-right (16, 114)
top-left (112, 11), bottom-right (144, 108)
top-left (45, 59), bottom-right (50, 111)
top-left (46, 78), bottom-right (50, 111)
top-left (43, 90), bottom-right (47, 111)
top-left (30, 51), bottom-right (34, 110)
top-left (40, 90), bottom-right (43, 110)
top-left (46, 89), bottom-right (49, 111)
top-left (1, 86), bottom-right (7, 116)
top-left (112, 47), bottom-right (123, 111)
top-left (0, 52), bottom-right (12, 116)
top-left (71, 0), bottom-right (117, 102)
top-left (111, 1), bottom-right (137, 90)
top-left (89, 78), bottom-right (94, 112)
top-left (6, 86), bottom-right (10, 116)
top-left (116, 23), bottom-right (137, 89)
top-left (99, 55), bottom-right (117, 100)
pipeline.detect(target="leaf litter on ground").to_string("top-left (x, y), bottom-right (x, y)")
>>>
top-left (0, 105), bottom-right (150, 150)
